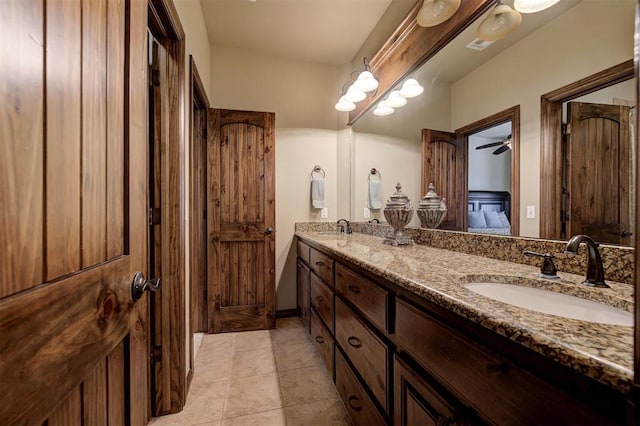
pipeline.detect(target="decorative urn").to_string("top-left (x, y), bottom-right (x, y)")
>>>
top-left (383, 182), bottom-right (414, 246)
top-left (416, 182), bottom-right (448, 229)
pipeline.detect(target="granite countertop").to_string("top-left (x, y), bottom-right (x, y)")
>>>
top-left (295, 230), bottom-right (634, 394)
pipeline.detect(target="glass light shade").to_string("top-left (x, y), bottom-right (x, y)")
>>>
top-left (353, 71), bottom-right (379, 92)
top-left (334, 96), bottom-right (355, 112)
top-left (385, 90), bottom-right (408, 108)
top-left (513, 0), bottom-right (560, 13)
top-left (417, 0), bottom-right (461, 27)
top-left (476, 4), bottom-right (522, 41)
top-left (399, 78), bottom-right (424, 98)
top-left (373, 101), bottom-right (394, 116)
top-left (344, 85), bottom-right (366, 102)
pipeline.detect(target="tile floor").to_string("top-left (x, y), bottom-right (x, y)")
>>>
top-left (150, 317), bottom-right (352, 426)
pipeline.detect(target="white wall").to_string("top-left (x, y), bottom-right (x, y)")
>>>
top-left (468, 136), bottom-right (511, 192)
top-left (451, 0), bottom-right (635, 237)
top-left (174, 0), bottom-right (212, 377)
top-left (209, 46), bottom-right (339, 310)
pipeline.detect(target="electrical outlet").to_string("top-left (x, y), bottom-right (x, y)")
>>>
top-left (526, 205), bottom-right (536, 219)
top-left (363, 208), bottom-right (371, 218)
top-left (320, 207), bottom-right (329, 219)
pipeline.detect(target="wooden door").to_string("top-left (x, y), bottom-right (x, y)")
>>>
top-left (566, 102), bottom-right (632, 245)
top-left (421, 129), bottom-right (467, 231)
top-left (207, 109), bottom-right (276, 333)
top-left (0, 0), bottom-right (149, 425)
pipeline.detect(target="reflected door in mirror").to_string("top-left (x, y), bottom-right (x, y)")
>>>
top-left (566, 102), bottom-right (632, 245)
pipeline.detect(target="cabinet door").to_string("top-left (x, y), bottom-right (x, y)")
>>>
top-left (394, 354), bottom-right (477, 426)
top-left (296, 260), bottom-right (311, 331)
top-left (310, 272), bottom-right (334, 331)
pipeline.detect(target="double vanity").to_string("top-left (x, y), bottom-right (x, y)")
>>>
top-left (295, 223), bottom-right (635, 425)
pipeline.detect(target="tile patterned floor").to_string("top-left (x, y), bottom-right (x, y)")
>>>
top-left (150, 317), bottom-right (352, 426)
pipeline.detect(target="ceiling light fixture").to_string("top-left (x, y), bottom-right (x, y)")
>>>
top-left (513, 0), bottom-right (560, 14)
top-left (399, 78), bottom-right (424, 98)
top-left (417, 0), bottom-right (461, 27)
top-left (373, 101), bottom-right (394, 116)
top-left (476, 2), bottom-right (522, 41)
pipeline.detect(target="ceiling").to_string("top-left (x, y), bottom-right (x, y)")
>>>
top-left (199, 0), bottom-right (394, 66)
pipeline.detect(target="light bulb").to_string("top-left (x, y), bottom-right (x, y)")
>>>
top-left (334, 96), bottom-right (355, 112)
top-left (344, 85), bottom-right (366, 103)
top-left (513, 0), bottom-right (560, 14)
top-left (353, 71), bottom-right (379, 93)
top-left (399, 79), bottom-right (424, 98)
top-left (373, 101), bottom-right (394, 116)
top-left (385, 90), bottom-right (408, 108)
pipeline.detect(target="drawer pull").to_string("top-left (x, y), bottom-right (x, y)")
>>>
top-left (347, 395), bottom-right (363, 411)
top-left (315, 261), bottom-right (325, 267)
top-left (347, 285), bottom-right (360, 294)
top-left (315, 336), bottom-right (325, 344)
top-left (347, 336), bottom-right (362, 348)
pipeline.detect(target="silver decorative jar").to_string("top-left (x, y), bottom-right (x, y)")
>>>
top-left (417, 182), bottom-right (448, 229)
top-left (383, 182), bottom-right (414, 246)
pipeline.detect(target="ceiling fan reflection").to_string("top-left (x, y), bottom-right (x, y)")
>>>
top-left (475, 134), bottom-right (512, 155)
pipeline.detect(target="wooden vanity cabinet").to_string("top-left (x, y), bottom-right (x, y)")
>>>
top-left (295, 238), bottom-right (629, 425)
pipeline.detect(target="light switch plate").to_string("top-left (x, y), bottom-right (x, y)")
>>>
top-left (526, 205), bottom-right (536, 219)
top-left (363, 208), bottom-right (371, 218)
top-left (320, 207), bottom-right (328, 218)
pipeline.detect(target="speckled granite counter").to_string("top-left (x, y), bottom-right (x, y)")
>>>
top-left (295, 229), bottom-right (634, 394)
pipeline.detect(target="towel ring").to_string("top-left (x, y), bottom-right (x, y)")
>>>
top-left (311, 165), bottom-right (325, 179)
top-left (368, 168), bottom-right (382, 181)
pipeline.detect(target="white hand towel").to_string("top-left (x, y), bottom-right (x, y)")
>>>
top-left (311, 177), bottom-right (325, 209)
top-left (368, 180), bottom-right (383, 209)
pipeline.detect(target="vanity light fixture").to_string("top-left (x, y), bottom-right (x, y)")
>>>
top-left (476, 2), bottom-right (522, 41)
top-left (334, 57), bottom-right (379, 112)
top-left (385, 90), bottom-right (408, 108)
top-left (373, 101), bottom-right (394, 116)
top-left (513, 0), bottom-right (560, 14)
top-left (399, 78), bottom-right (424, 98)
top-left (417, 0), bottom-right (461, 27)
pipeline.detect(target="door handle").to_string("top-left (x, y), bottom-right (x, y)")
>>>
top-left (131, 272), bottom-right (161, 301)
top-left (264, 227), bottom-right (273, 235)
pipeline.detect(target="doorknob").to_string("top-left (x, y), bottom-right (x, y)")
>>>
top-left (131, 272), bottom-right (161, 301)
top-left (264, 227), bottom-right (273, 235)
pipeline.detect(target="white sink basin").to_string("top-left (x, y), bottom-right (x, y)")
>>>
top-left (465, 282), bottom-right (633, 326)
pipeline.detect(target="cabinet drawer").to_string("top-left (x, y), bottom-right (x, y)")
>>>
top-left (310, 272), bottom-right (334, 331)
top-left (296, 239), bottom-right (310, 265)
top-left (336, 350), bottom-right (386, 426)
top-left (335, 298), bottom-right (388, 412)
top-left (395, 298), bottom-right (611, 425)
top-left (310, 247), bottom-right (334, 285)
top-left (310, 309), bottom-right (334, 375)
top-left (335, 263), bottom-right (388, 331)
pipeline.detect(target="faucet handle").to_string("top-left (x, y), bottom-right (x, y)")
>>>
top-left (523, 251), bottom-right (558, 278)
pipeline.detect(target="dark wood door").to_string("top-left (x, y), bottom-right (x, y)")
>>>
top-left (0, 0), bottom-right (149, 424)
top-left (421, 129), bottom-right (467, 230)
top-left (566, 102), bottom-right (632, 244)
top-left (207, 109), bottom-right (276, 332)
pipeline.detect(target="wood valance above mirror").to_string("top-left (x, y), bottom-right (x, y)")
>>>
top-left (347, 0), bottom-right (494, 125)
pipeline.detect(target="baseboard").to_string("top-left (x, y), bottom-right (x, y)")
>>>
top-left (276, 308), bottom-right (299, 319)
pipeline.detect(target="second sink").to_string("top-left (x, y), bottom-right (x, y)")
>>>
top-left (465, 282), bottom-right (633, 326)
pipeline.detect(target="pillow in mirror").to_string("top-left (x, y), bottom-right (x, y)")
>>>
top-left (483, 210), bottom-right (503, 228)
top-left (497, 211), bottom-right (511, 228)
top-left (468, 210), bottom-right (488, 228)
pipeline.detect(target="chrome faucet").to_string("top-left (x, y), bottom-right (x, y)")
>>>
top-left (337, 219), bottom-right (352, 234)
top-left (564, 235), bottom-right (609, 288)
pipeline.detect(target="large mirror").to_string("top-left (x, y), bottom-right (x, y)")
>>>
top-left (350, 0), bottom-right (635, 246)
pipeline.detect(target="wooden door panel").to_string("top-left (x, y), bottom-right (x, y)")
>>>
top-left (421, 129), bottom-right (467, 231)
top-left (567, 102), bottom-right (631, 244)
top-left (208, 109), bottom-right (275, 333)
top-left (0, 0), bottom-right (149, 424)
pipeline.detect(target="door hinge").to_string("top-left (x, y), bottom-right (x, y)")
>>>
top-left (562, 123), bottom-right (571, 135)
top-left (149, 207), bottom-right (161, 225)
top-left (149, 68), bottom-right (160, 87)
top-left (151, 345), bottom-right (162, 363)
